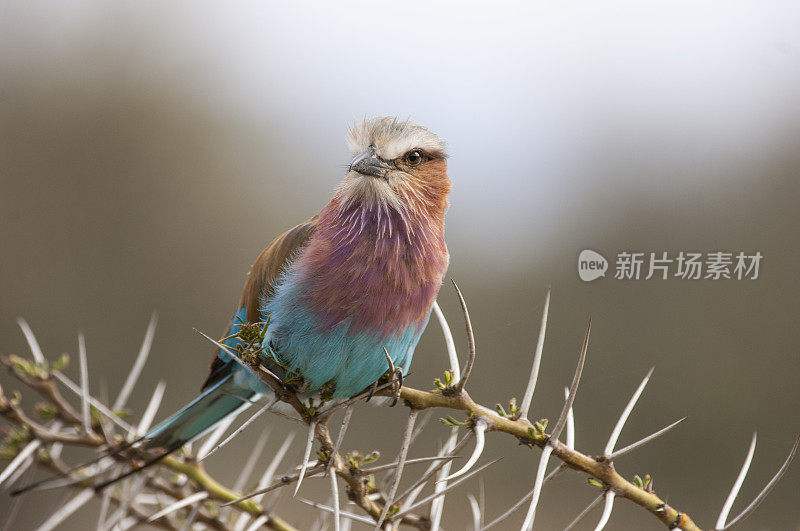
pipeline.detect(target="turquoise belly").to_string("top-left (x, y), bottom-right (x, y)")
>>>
top-left (260, 276), bottom-right (428, 398)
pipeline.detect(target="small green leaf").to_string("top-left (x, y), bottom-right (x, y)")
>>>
top-left (52, 353), bottom-right (70, 371)
top-left (362, 451), bottom-right (380, 464)
top-left (346, 452), bottom-right (361, 469)
top-left (9, 355), bottom-right (47, 379)
top-left (532, 418), bottom-right (549, 436)
top-left (35, 402), bottom-right (56, 420)
top-left (315, 449), bottom-right (332, 463)
top-left (440, 416), bottom-right (465, 427)
top-left (507, 397), bottom-right (519, 416)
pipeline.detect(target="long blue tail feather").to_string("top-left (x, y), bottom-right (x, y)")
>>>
top-left (143, 367), bottom-right (255, 451)
top-left (92, 363), bottom-right (256, 490)
top-left (13, 361), bottom-right (256, 495)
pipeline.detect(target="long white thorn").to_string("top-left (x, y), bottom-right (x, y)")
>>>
top-left (77, 333), bottom-right (91, 434)
top-left (201, 397), bottom-right (277, 462)
top-left (722, 436), bottom-right (799, 530)
top-left (429, 428), bottom-right (461, 531)
top-left (468, 493), bottom-right (481, 531)
top-left (103, 475), bottom-right (146, 531)
top-left (327, 404), bottom-right (354, 476)
top-left (146, 492), bottom-right (209, 523)
top-left (96, 486), bottom-right (112, 530)
top-left (375, 409), bottom-right (418, 529)
top-left (295, 497), bottom-right (376, 525)
top-left (295, 422), bottom-right (317, 496)
top-left (520, 444), bottom-right (553, 531)
top-left (245, 516), bottom-right (269, 531)
top-left (423, 293), bottom-right (468, 530)
top-left (432, 301), bottom-right (460, 383)
top-left (131, 493), bottom-right (160, 505)
top-left (135, 380), bottom-right (166, 437)
top-left (330, 468), bottom-right (341, 531)
top-left (223, 432), bottom-right (297, 506)
top-left (393, 458), bottom-right (501, 520)
top-left (196, 415), bottom-right (239, 461)
top-left (564, 386), bottom-right (575, 450)
top-left (564, 493), bottom-right (605, 530)
top-left (3, 455), bottom-right (35, 490)
top-left (1, 463), bottom-right (29, 530)
top-left (36, 488), bottom-right (94, 531)
top-left (113, 312), bottom-right (158, 411)
top-left (519, 289), bottom-right (550, 421)
top-left (51, 371), bottom-right (134, 433)
top-left (411, 409), bottom-right (434, 441)
top-left (363, 455), bottom-right (459, 475)
top-left (551, 321), bottom-right (590, 441)
top-left (16, 318), bottom-right (46, 363)
top-left (452, 280), bottom-right (476, 393)
top-left (607, 417), bottom-right (686, 460)
top-left (439, 418), bottom-right (487, 482)
top-left (308, 495), bottom-right (327, 531)
top-left (179, 503), bottom-right (201, 531)
top-left (340, 512), bottom-right (352, 531)
top-left (398, 430), bottom-right (472, 507)
top-left (716, 432), bottom-right (757, 529)
top-left (594, 491), bottom-right (615, 530)
top-left (479, 478), bottom-right (486, 530)
top-left (233, 427), bottom-right (271, 493)
top-left (244, 435), bottom-right (297, 522)
top-left (266, 406), bottom-right (306, 426)
top-left (194, 329), bottom-right (262, 381)
top-left (604, 367), bottom-right (654, 456)
top-left (481, 463), bottom-right (567, 530)
top-left (0, 440), bottom-right (40, 487)
top-left (426, 296), bottom-right (464, 530)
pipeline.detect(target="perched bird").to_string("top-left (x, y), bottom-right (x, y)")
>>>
top-left (18, 117), bottom-right (451, 492)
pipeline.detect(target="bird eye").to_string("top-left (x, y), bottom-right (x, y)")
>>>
top-left (405, 150), bottom-right (424, 166)
top-left (404, 149), bottom-right (422, 166)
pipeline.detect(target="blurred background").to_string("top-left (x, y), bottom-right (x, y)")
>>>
top-left (2, 1), bottom-right (799, 529)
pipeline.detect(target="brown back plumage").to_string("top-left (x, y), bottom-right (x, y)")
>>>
top-left (201, 216), bottom-right (317, 390)
top-left (238, 216), bottom-right (318, 323)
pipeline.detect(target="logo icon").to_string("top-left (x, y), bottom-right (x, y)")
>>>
top-left (578, 250), bottom-right (608, 282)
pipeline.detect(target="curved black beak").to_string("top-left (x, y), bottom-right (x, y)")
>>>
top-left (349, 148), bottom-right (391, 178)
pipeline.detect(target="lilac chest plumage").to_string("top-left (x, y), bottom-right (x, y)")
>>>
top-left (260, 198), bottom-right (448, 397)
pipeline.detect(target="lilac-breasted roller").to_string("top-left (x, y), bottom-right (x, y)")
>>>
top-left (97, 117), bottom-right (451, 486)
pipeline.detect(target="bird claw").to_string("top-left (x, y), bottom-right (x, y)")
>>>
top-left (388, 367), bottom-right (403, 407)
top-left (365, 380), bottom-right (379, 402)
top-left (382, 347), bottom-right (403, 407)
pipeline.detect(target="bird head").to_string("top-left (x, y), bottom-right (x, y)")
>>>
top-left (339, 117), bottom-right (450, 216)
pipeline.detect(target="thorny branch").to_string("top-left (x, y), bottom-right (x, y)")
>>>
top-left (1, 287), bottom-right (798, 530)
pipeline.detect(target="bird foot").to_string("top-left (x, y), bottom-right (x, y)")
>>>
top-left (366, 348), bottom-right (404, 406)
top-left (382, 347), bottom-right (403, 407)
top-left (365, 380), bottom-right (379, 402)
top-left (388, 366), bottom-right (403, 407)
